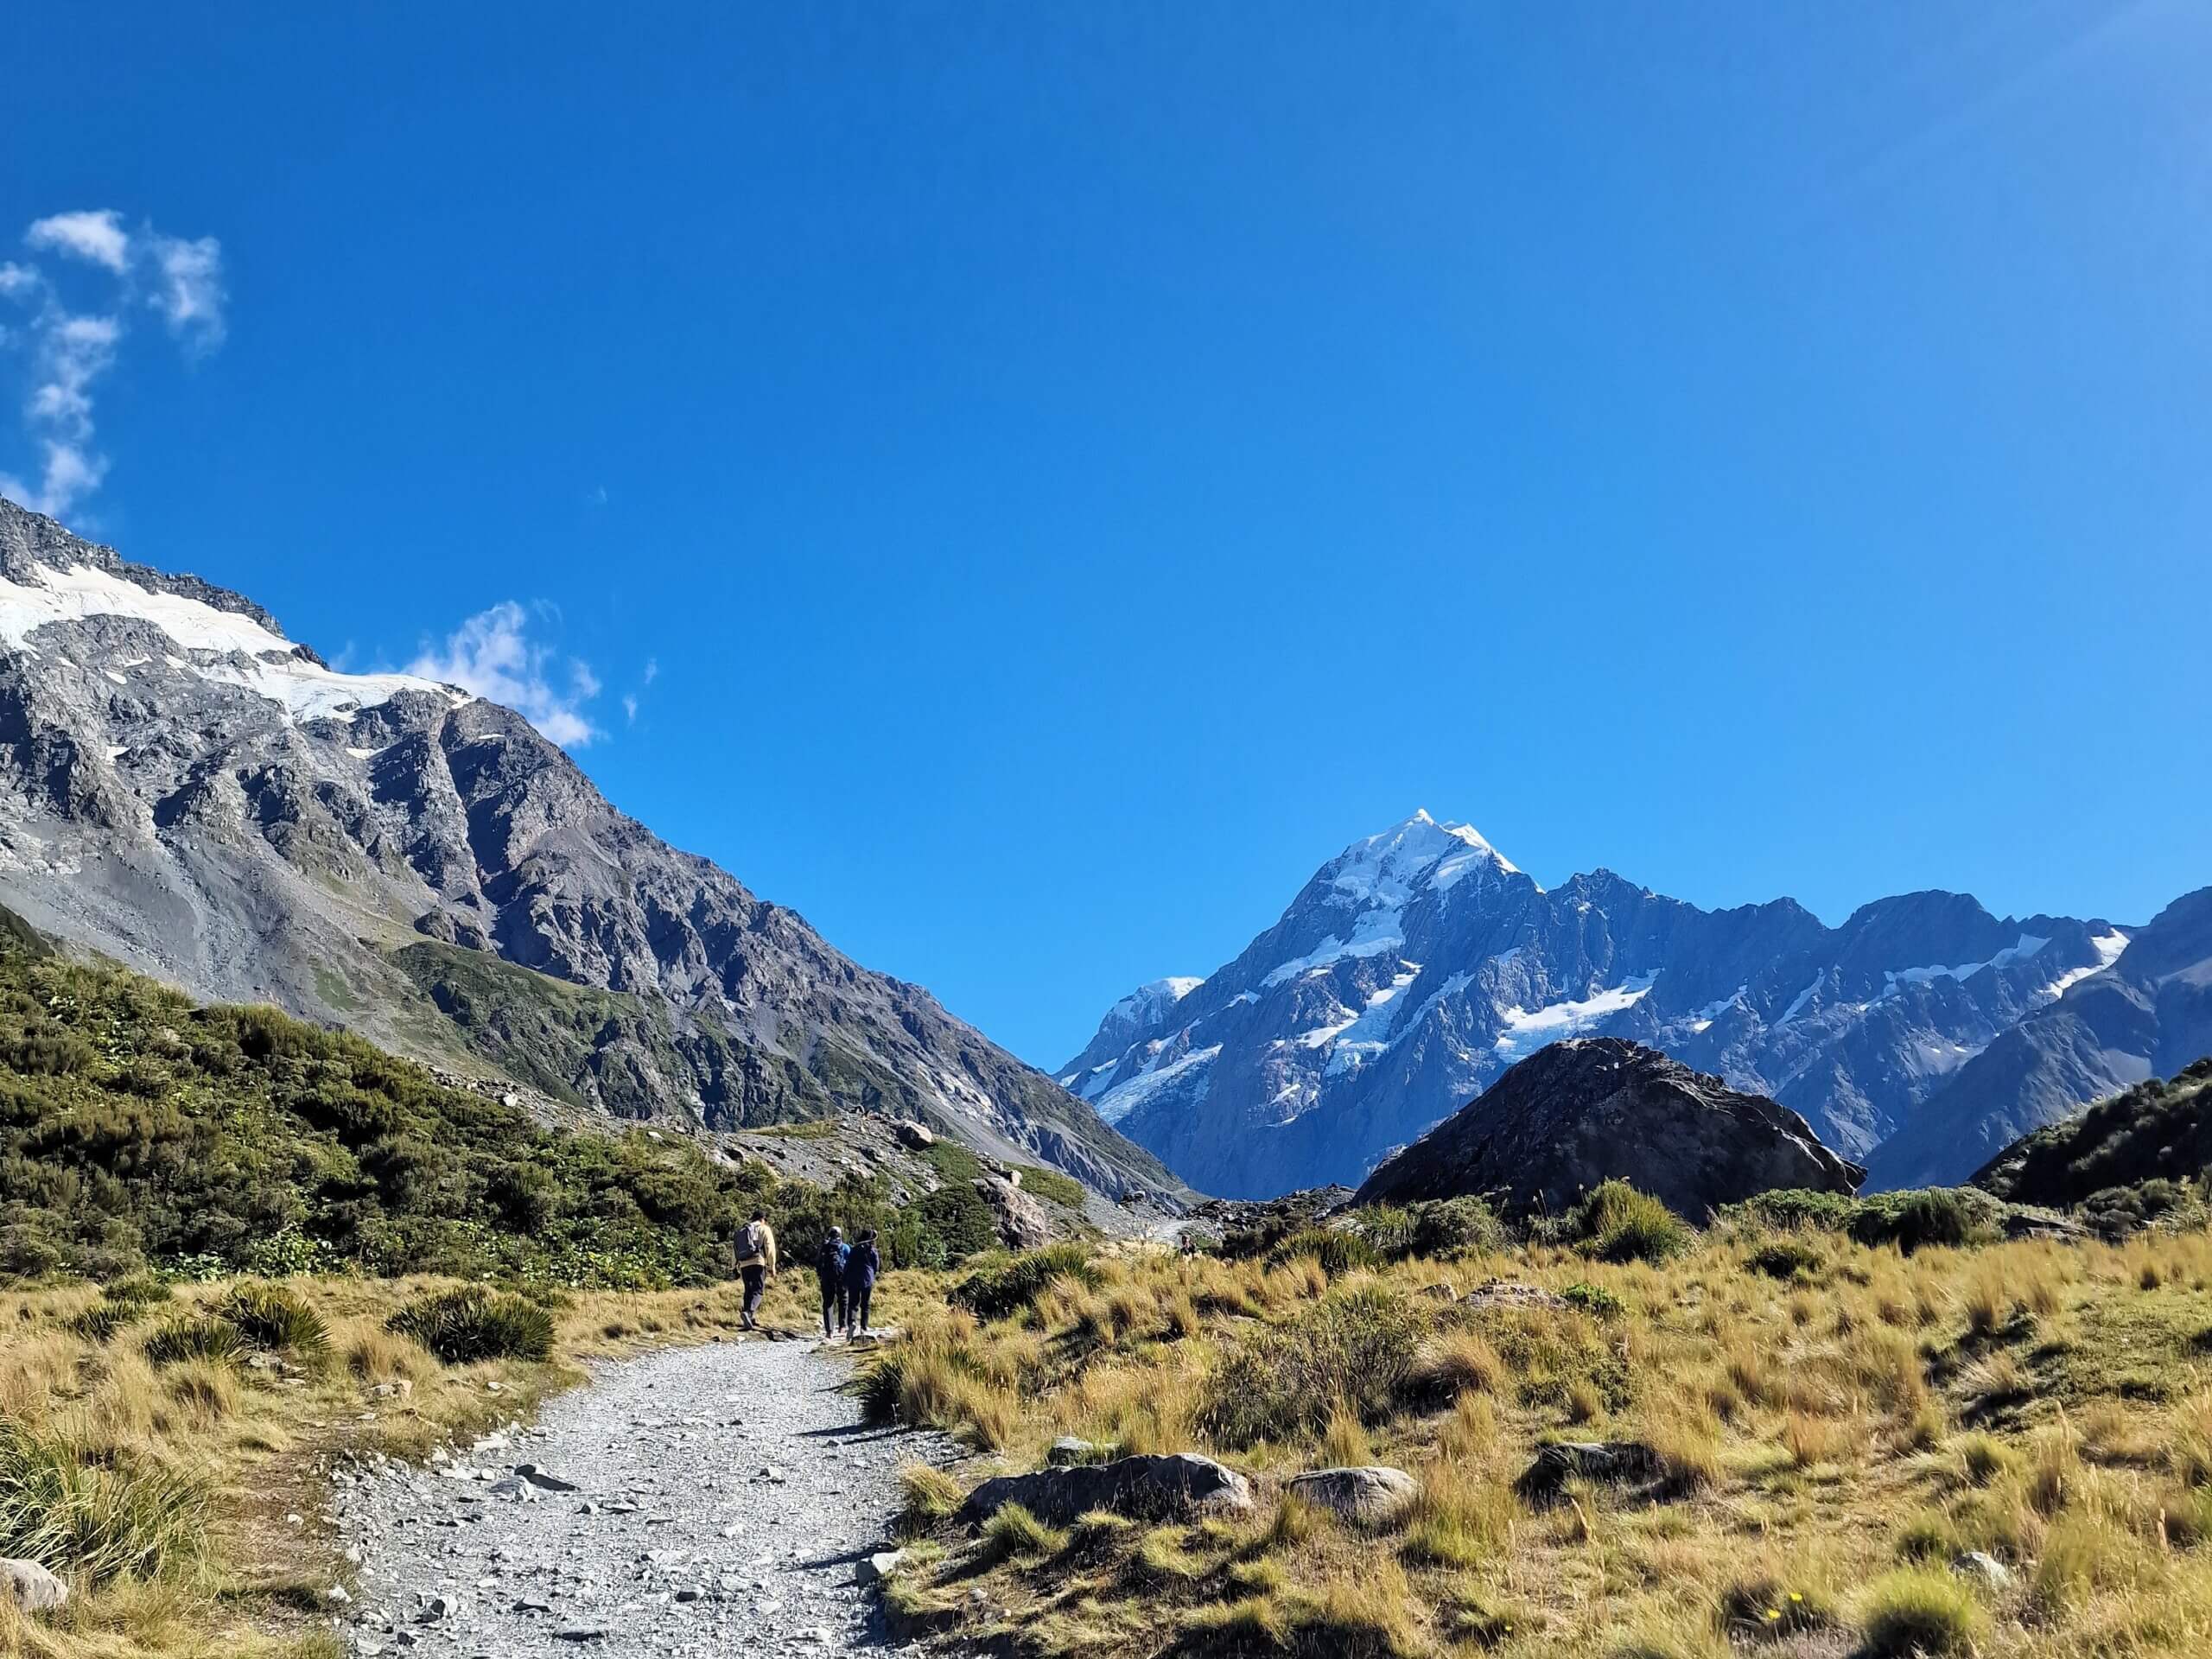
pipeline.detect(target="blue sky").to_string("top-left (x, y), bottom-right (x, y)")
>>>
top-left (4, 3), bottom-right (2208, 1067)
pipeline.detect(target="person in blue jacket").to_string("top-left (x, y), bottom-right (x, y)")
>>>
top-left (842, 1228), bottom-right (881, 1338)
top-left (815, 1225), bottom-right (849, 1338)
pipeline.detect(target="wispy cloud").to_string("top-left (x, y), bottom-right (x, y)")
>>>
top-left (0, 209), bottom-right (228, 518)
top-left (621, 656), bottom-right (658, 725)
top-left (26, 210), bottom-right (131, 274)
top-left (407, 601), bottom-right (603, 749)
top-left (149, 234), bottom-right (226, 354)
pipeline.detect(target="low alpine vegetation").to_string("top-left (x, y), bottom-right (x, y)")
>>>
top-left (881, 1188), bottom-right (2212, 1659)
top-left (220, 1281), bottom-right (331, 1360)
top-left (387, 1287), bottom-right (556, 1363)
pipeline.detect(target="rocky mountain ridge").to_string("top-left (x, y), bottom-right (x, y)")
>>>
top-left (1066, 809), bottom-right (2198, 1198)
top-left (0, 496), bottom-right (1181, 1201)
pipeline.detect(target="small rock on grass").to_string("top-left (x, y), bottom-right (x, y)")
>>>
top-left (1286, 1465), bottom-right (1420, 1525)
top-left (1, 1558), bottom-right (68, 1614)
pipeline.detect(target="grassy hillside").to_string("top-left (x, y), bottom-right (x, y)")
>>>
top-left (1977, 1058), bottom-right (2212, 1235)
top-left (870, 1195), bottom-right (2212, 1659)
top-left (0, 911), bottom-right (996, 1287)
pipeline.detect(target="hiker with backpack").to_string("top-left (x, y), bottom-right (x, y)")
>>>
top-left (843, 1227), bottom-right (881, 1338)
top-left (816, 1225), bottom-right (850, 1338)
top-left (734, 1209), bottom-right (778, 1331)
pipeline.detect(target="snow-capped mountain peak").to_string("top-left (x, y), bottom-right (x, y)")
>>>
top-left (1062, 808), bottom-right (2168, 1199)
top-left (1324, 810), bottom-right (1518, 904)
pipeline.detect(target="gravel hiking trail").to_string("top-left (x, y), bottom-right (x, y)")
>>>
top-left (335, 1337), bottom-right (949, 1659)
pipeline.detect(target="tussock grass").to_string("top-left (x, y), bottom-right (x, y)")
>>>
top-left (142, 1314), bottom-right (243, 1369)
top-left (1567, 1181), bottom-right (1690, 1264)
top-left (386, 1287), bottom-right (554, 1363)
top-left (1199, 1287), bottom-right (1421, 1448)
top-left (0, 1417), bottom-right (207, 1582)
top-left (1855, 1567), bottom-right (1987, 1656)
top-left (219, 1282), bottom-right (330, 1361)
top-left (981, 1502), bottom-right (1069, 1564)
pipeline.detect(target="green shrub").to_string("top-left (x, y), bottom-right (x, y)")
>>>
top-left (100, 1274), bottom-right (173, 1307)
top-left (1856, 1569), bottom-right (1986, 1657)
top-left (387, 1287), bottom-right (555, 1363)
top-left (143, 1315), bottom-right (243, 1368)
top-left (950, 1244), bottom-right (1100, 1319)
top-left (1407, 1197), bottom-right (1504, 1260)
top-left (1745, 1238), bottom-right (1825, 1281)
top-left (1560, 1281), bottom-right (1626, 1319)
top-left (1724, 1189), bottom-right (1861, 1232)
top-left (1265, 1227), bottom-right (1378, 1278)
top-left (219, 1283), bottom-right (330, 1360)
top-left (1854, 1191), bottom-right (1993, 1254)
top-left (1351, 1205), bottom-right (1418, 1260)
top-left (1014, 1165), bottom-right (1087, 1210)
top-left (1724, 1186), bottom-right (2006, 1254)
top-left (1200, 1286), bottom-right (1423, 1448)
top-left (0, 1418), bottom-right (207, 1581)
top-left (1567, 1182), bottom-right (1691, 1264)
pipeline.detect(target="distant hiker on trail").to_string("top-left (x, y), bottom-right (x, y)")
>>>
top-left (734, 1210), bottom-right (778, 1331)
top-left (816, 1225), bottom-right (850, 1338)
top-left (843, 1228), bottom-right (881, 1338)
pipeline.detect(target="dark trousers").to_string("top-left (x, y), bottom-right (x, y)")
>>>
top-left (819, 1278), bottom-right (849, 1336)
top-left (847, 1282), bottom-right (873, 1333)
top-left (741, 1264), bottom-right (766, 1325)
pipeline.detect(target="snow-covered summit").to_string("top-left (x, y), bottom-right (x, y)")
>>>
top-left (1063, 807), bottom-right (2145, 1200)
top-left (0, 530), bottom-right (463, 724)
top-left (1320, 810), bottom-right (1519, 906)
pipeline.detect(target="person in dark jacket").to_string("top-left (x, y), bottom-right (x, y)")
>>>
top-left (842, 1228), bottom-right (881, 1337)
top-left (815, 1226), bottom-right (850, 1338)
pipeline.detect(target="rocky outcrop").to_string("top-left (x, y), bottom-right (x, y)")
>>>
top-left (1353, 1039), bottom-right (1863, 1219)
top-left (975, 1177), bottom-right (1054, 1250)
top-left (959, 1454), bottom-right (1254, 1527)
top-left (0, 498), bottom-right (1182, 1204)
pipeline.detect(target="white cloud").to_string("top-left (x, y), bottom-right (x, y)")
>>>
top-left (407, 601), bottom-right (602, 749)
top-left (27, 210), bottom-right (131, 273)
top-left (149, 234), bottom-right (226, 353)
top-left (621, 693), bottom-right (639, 725)
top-left (0, 211), bottom-right (227, 520)
top-left (0, 308), bottom-right (121, 516)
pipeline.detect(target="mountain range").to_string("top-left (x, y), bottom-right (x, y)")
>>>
top-left (1062, 810), bottom-right (2210, 1198)
top-left (0, 497), bottom-right (1179, 1201)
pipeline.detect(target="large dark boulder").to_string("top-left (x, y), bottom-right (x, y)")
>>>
top-left (958, 1453), bottom-right (1253, 1527)
top-left (1353, 1038), bottom-right (1863, 1219)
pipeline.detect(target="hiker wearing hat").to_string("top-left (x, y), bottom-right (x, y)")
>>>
top-left (816, 1225), bottom-right (851, 1338)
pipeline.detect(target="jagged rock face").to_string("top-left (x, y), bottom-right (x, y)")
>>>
top-left (0, 498), bottom-right (1179, 1200)
top-left (1869, 887), bottom-right (2212, 1191)
top-left (1065, 810), bottom-right (2158, 1198)
top-left (1353, 1038), bottom-right (1864, 1219)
